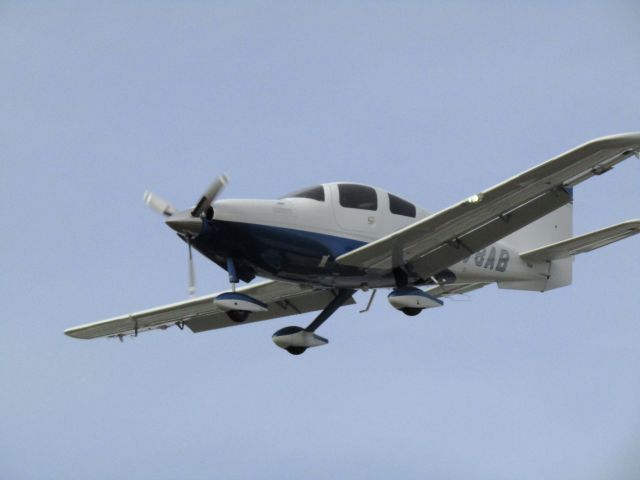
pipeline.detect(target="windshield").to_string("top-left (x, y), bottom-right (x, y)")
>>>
top-left (280, 185), bottom-right (325, 201)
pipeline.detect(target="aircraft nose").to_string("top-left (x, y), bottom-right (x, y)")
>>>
top-left (165, 212), bottom-right (203, 236)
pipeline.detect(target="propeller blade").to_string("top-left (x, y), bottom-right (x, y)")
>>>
top-left (191, 174), bottom-right (229, 217)
top-left (188, 237), bottom-right (196, 297)
top-left (143, 190), bottom-right (176, 217)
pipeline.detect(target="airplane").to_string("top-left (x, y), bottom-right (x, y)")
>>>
top-left (65, 133), bottom-right (640, 355)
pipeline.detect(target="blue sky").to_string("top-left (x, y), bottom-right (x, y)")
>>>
top-left (2, 1), bottom-right (640, 479)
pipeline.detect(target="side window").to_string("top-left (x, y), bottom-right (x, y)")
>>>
top-left (338, 184), bottom-right (378, 211)
top-left (282, 185), bottom-right (325, 201)
top-left (388, 193), bottom-right (416, 217)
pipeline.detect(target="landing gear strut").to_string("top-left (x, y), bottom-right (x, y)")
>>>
top-left (227, 257), bottom-right (239, 292)
top-left (218, 257), bottom-right (255, 323)
top-left (214, 258), bottom-right (269, 322)
top-left (272, 289), bottom-right (355, 355)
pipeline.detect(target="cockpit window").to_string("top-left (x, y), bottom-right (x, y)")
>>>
top-left (281, 185), bottom-right (325, 201)
top-left (388, 193), bottom-right (416, 217)
top-left (338, 184), bottom-right (378, 211)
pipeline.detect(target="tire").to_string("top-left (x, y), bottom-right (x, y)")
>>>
top-left (286, 347), bottom-right (307, 355)
top-left (226, 310), bottom-right (250, 323)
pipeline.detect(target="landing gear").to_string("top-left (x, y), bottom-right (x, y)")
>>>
top-left (226, 310), bottom-right (250, 323)
top-left (214, 258), bottom-right (268, 323)
top-left (286, 347), bottom-right (307, 355)
top-left (214, 290), bottom-right (268, 323)
top-left (392, 269), bottom-right (426, 316)
top-left (227, 257), bottom-right (239, 292)
top-left (272, 289), bottom-right (355, 355)
top-left (388, 286), bottom-right (444, 315)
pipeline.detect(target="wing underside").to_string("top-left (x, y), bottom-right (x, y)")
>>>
top-left (65, 281), bottom-right (355, 340)
top-left (426, 282), bottom-right (491, 298)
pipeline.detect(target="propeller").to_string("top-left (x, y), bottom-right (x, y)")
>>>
top-left (143, 174), bottom-right (229, 297)
top-left (143, 190), bottom-right (176, 217)
top-left (187, 237), bottom-right (196, 297)
top-left (191, 174), bottom-right (229, 217)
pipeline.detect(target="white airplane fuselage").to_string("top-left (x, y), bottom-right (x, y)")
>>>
top-left (191, 182), bottom-right (547, 290)
top-left (65, 133), bottom-right (640, 349)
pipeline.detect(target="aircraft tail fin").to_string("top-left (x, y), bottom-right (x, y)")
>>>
top-left (499, 201), bottom-right (574, 292)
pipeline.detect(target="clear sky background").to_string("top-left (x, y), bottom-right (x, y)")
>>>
top-left (2, 1), bottom-right (640, 479)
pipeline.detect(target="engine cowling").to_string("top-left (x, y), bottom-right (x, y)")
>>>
top-left (387, 287), bottom-right (443, 315)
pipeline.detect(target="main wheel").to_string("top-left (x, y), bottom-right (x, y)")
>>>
top-left (286, 346), bottom-right (307, 355)
top-left (401, 307), bottom-right (422, 316)
top-left (226, 310), bottom-right (250, 323)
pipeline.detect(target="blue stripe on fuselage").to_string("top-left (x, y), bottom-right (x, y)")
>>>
top-left (192, 219), bottom-right (368, 280)
top-left (189, 219), bottom-right (456, 288)
top-left (210, 220), bottom-right (367, 257)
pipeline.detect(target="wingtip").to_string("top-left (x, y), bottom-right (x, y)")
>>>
top-left (587, 132), bottom-right (640, 148)
top-left (64, 327), bottom-right (87, 339)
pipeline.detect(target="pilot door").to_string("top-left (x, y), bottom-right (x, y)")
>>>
top-left (330, 183), bottom-right (380, 236)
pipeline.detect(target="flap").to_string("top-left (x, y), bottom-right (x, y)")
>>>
top-left (426, 282), bottom-right (491, 298)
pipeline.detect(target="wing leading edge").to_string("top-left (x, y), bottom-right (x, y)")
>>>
top-left (337, 133), bottom-right (640, 278)
top-left (65, 281), bottom-right (355, 340)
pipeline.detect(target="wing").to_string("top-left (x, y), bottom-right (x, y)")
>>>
top-left (65, 281), bottom-right (355, 340)
top-left (337, 133), bottom-right (640, 278)
top-left (520, 219), bottom-right (640, 262)
top-left (426, 282), bottom-right (491, 298)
